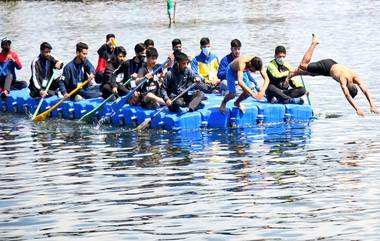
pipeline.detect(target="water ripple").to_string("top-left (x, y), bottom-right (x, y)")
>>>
top-left (2, 0), bottom-right (380, 240)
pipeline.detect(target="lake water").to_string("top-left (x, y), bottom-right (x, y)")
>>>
top-left (1, 0), bottom-right (380, 240)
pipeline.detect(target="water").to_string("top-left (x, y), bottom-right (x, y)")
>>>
top-left (1, 0), bottom-right (380, 240)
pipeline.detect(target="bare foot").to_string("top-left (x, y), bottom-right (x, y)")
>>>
top-left (234, 101), bottom-right (246, 113)
top-left (219, 103), bottom-right (227, 113)
top-left (312, 33), bottom-right (320, 45)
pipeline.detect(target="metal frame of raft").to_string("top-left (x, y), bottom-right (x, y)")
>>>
top-left (1, 89), bottom-right (313, 131)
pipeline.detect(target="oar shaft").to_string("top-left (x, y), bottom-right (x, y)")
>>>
top-left (300, 75), bottom-right (314, 117)
top-left (79, 78), bottom-right (133, 122)
top-left (152, 82), bottom-right (197, 119)
top-left (135, 82), bottom-right (198, 131)
top-left (126, 60), bottom-right (168, 100)
top-left (31, 71), bottom-right (58, 119)
top-left (32, 99), bottom-right (44, 119)
top-left (112, 59), bottom-right (169, 111)
top-left (300, 75), bottom-right (312, 105)
top-left (33, 79), bottom-right (91, 121)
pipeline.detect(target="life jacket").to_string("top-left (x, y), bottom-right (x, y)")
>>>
top-left (266, 59), bottom-right (302, 89)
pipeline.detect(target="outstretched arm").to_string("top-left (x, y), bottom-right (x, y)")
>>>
top-left (340, 77), bottom-right (364, 116)
top-left (355, 77), bottom-right (378, 114)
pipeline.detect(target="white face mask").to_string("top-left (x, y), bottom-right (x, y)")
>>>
top-left (202, 47), bottom-right (211, 56)
top-left (275, 57), bottom-right (285, 65)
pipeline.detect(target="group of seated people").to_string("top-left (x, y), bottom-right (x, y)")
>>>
top-left (0, 34), bottom-right (306, 114)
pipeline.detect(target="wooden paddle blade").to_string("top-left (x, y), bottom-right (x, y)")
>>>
top-left (32, 112), bottom-right (48, 121)
top-left (32, 79), bottom-right (90, 122)
top-left (135, 118), bottom-right (151, 131)
top-left (31, 98), bottom-right (44, 120)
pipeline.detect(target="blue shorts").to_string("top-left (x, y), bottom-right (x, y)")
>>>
top-left (226, 64), bottom-right (251, 94)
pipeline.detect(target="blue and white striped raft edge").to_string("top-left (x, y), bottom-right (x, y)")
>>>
top-left (1, 89), bottom-right (313, 131)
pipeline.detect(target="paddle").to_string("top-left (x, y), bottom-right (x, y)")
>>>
top-left (31, 71), bottom-right (58, 119)
top-left (32, 79), bottom-right (91, 121)
top-left (110, 59), bottom-right (169, 112)
top-left (300, 75), bottom-right (315, 116)
top-left (79, 77), bottom-right (132, 123)
top-left (135, 82), bottom-right (197, 131)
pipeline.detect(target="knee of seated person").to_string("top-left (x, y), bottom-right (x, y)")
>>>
top-left (298, 87), bottom-right (306, 96)
top-left (174, 98), bottom-right (184, 105)
top-left (194, 90), bottom-right (204, 97)
top-left (145, 92), bottom-right (154, 98)
top-left (267, 84), bottom-right (277, 91)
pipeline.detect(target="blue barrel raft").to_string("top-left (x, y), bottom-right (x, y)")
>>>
top-left (2, 89), bottom-right (314, 131)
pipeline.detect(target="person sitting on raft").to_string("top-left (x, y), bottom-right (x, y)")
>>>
top-left (266, 45), bottom-right (305, 104)
top-left (191, 37), bottom-right (220, 93)
top-left (162, 52), bottom-right (209, 113)
top-left (101, 46), bottom-right (130, 99)
top-left (218, 39), bottom-right (258, 94)
top-left (95, 33), bottom-right (117, 84)
top-left (99, 43), bottom-right (146, 104)
top-left (287, 34), bottom-right (378, 116)
top-left (125, 43), bottom-right (146, 86)
top-left (171, 38), bottom-right (185, 61)
top-left (219, 55), bottom-right (269, 113)
top-left (29, 42), bottom-right (63, 98)
top-left (0, 37), bottom-right (27, 98)
top-left (58, 42), bottom-right (100, 101)
top-left (130, 47), bottom-right (168, 108)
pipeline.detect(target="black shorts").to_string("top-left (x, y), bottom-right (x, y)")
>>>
top-left (307, 59), bottom-right (337, 76)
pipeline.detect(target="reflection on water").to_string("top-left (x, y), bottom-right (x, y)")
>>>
top-left (3, 113), bottom-right (380, 240)
top-left (1, 0), bottom-right (380, 240)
